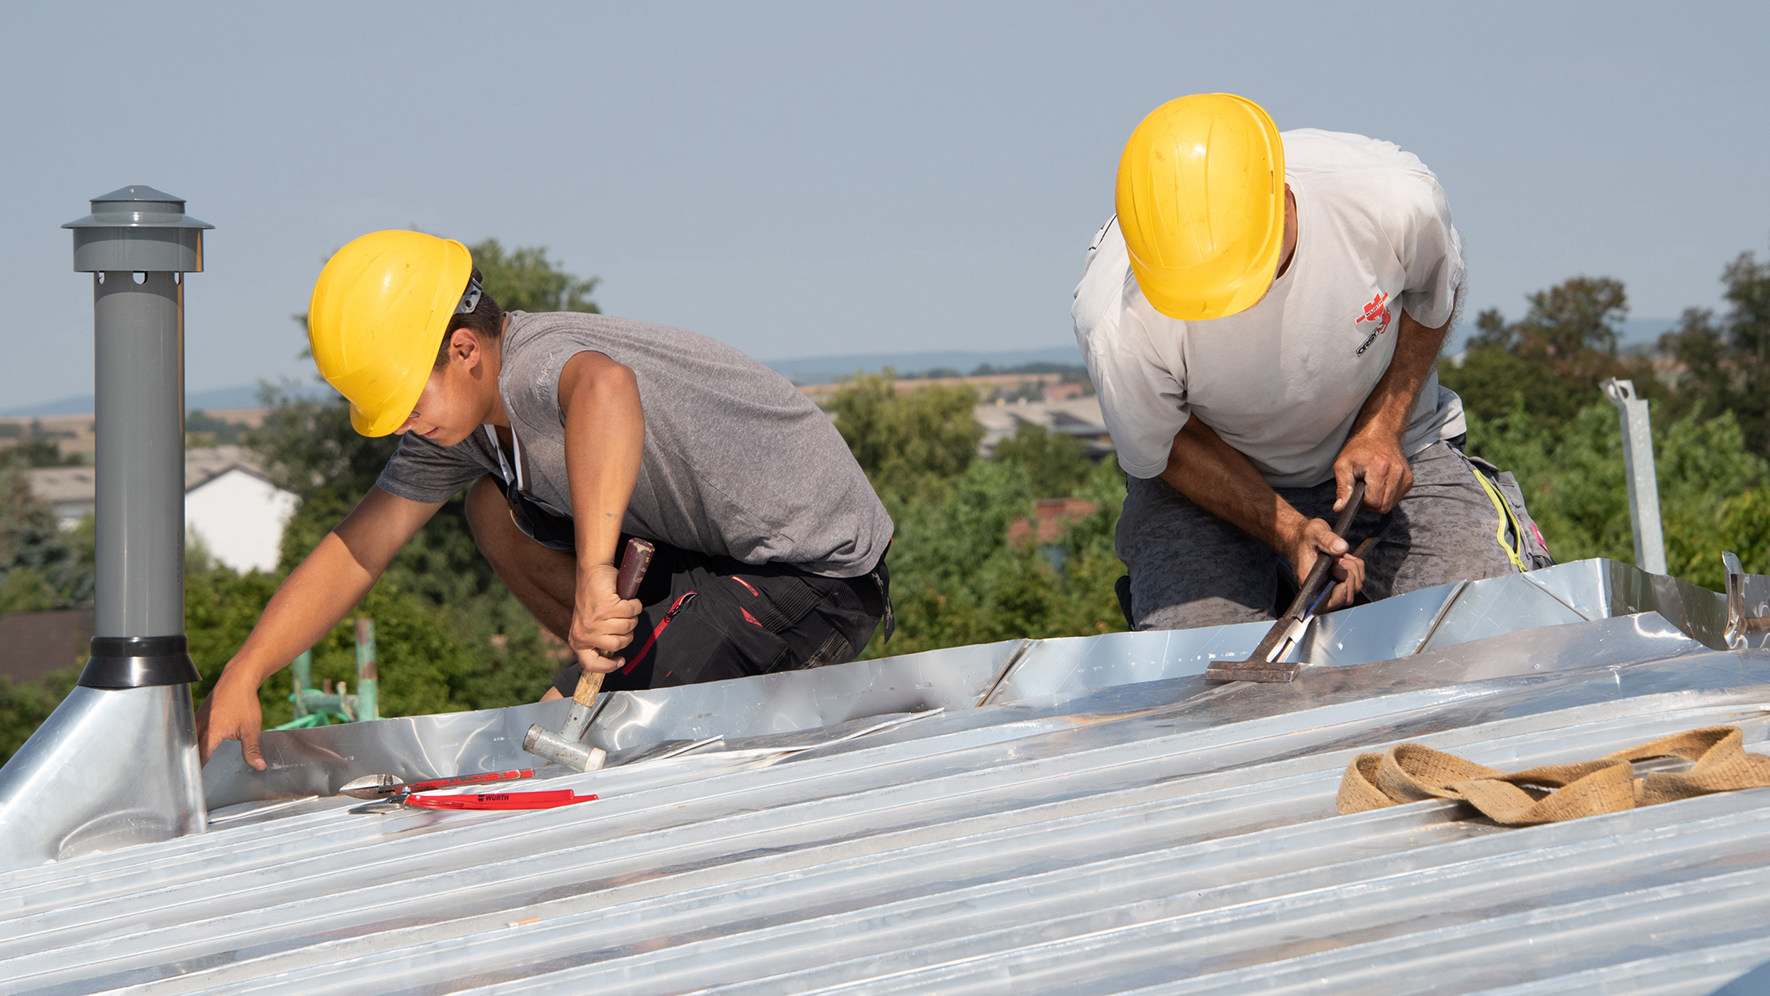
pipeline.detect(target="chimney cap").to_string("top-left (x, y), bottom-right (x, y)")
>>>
top-left (63, 186), bottom-right (213, 231)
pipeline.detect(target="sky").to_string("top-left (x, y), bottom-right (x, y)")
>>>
top-left (2, 1), bottom-right (1767, 409)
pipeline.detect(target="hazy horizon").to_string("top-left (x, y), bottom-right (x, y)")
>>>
top-left (3, 2), bottom-right (1764, 410)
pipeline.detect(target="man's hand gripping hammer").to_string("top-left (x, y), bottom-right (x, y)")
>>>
top-left (522, 538), bottom-right (655, 771)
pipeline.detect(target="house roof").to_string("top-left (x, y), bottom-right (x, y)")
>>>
top-left (23, 446), bottom-right (279, 504)
top-left (973, 396), bottom-right (1108, 436)
top-left (975, 397), bottom-right (1114, 459)
top-left (19, 464), bottom-right (96, 504)
top-left (4, 558), bottom-right (1770, 993)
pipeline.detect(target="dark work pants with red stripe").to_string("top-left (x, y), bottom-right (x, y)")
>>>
top-left (550, 538), bottom-right (892, 695)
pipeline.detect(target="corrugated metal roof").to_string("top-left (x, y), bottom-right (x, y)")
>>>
top-left (5, 558), bottom-right (1770, 995)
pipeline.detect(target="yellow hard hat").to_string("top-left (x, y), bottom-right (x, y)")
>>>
top-left (307, 231), bottom-right (475, 436)
top-left (1115, 93), bottom-right (1285, 321)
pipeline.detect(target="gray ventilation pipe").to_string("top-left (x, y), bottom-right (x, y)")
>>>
top-left (0, 187), bottom-right (212, 871)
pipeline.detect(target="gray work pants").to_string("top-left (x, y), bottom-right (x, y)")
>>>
top-left (1117, 440), bottom-right (1517, 630)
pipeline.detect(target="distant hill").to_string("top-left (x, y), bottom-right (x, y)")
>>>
top-left (1, 382), bottom-right (332, 418)
top-left (765, 345), bottom-right (1081, 385)
top-left (1452, 317), bottom-right (1678, 354)
top-left (4, 349), bottom-right (1091, 417)
top-left (25, 329), bottom-right (1677, 416)
top-left (1616, 318), bottom-right (1678, 351)
top-left (1, 350), bottom-right (1092, 417)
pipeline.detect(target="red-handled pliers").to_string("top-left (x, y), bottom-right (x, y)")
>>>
top-left (405, 789), bottom-right (598, 811)
top-left (339, 768), bottom-right (535, 800)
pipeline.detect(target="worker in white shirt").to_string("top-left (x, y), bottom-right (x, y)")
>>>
top-left (1073, 93), bottom-right (1546, 631)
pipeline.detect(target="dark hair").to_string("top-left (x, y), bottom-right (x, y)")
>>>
top-left (434, 268), bottom-right (504, 368)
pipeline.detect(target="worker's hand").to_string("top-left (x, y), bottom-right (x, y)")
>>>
top-left (569, 561), bottom-right (642, 673)
top-left (1287, 518), bottom-right (1366, 612)
top-left (1334, 430), bottom-right (1412, 514)
top-left (195, 667), bottom-right (266, 770)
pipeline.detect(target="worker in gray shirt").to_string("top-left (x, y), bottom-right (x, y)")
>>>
top-left (198, 230), bottom-right (894, 769)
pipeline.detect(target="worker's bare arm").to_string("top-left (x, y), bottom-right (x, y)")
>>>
top-left (1161, 419), bottom-right (1364, 611)
top-left (1333, 305), bottom-right (1454, 513)
top-left (197, 486), bottom-right (442, 767)
top-left (558, 350), bottom-right (646, 672)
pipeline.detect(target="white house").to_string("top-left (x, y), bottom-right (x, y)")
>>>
top-left (184, 459), bottom-right (299, 574)
top-left (27, 446), bottom-right (299, 574)
top-left (973, 396), bottom-right (1116, 460)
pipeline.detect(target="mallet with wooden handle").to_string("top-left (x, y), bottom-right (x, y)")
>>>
top-left (523, 537), bottom-right (655, 771)
top-left (1205, 481), bottom-right (1366, 683)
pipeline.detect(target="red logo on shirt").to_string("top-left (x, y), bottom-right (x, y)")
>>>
top-left (1357, 292), bottom-right (1392, 334)
top-left (1355, 292), bottom-right (1392, 356)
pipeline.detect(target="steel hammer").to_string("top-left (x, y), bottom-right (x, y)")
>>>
top-left (523, 537), bottom-right (655, 771)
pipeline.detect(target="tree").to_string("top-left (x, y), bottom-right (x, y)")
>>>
top-left (869, 457), bottom-right (1127, 657)
top-left (0, 667), bottom-right (79, 764)
top-left (828, 373), bottom-right (983, 500)
top-left (0, 466), bottom-right (92, 612)
top-left (991, 422), bottom-right (1091, 499)
top-left (2, 440), bottom-right (83, 468)
top-left (1658, 251), bottom-right (1770, 456)
top-left (468, 239), bottom-right (600, 315)
top-left (183, 548), bottom-right (558, 730)
top-left (821, 373), bottom-right (1128, 657)
top-left (1442, 277), bottom-right (1655, 432)
top-left (1465, 399), bottom-right (1769, 591)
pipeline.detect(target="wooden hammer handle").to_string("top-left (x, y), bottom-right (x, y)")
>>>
top-left (614, 538), bottom-right (655, 600)
top-left (572, 538), bottom-right (656, 707)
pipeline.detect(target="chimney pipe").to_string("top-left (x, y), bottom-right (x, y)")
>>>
top-left (0, 187), bottom-right (212, 870)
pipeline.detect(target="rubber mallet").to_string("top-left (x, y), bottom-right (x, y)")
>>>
top-left (523, 538), bottom-right (655, 770)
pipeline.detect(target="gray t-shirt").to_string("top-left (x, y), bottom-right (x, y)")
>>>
top-left (376, 311), bottom-right (893, 578)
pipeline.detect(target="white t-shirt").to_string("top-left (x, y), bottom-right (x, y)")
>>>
top-left (1073, 129), bottom-right (1467, 487)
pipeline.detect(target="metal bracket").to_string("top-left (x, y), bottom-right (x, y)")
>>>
top-left (1723, 552), bottom-right (1770, 649)
top-left (1601, 378), bottom-right (1667, 574)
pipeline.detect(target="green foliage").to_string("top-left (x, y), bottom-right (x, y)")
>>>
top-left (829, 372), bottom-right (983, 500)
top-left (1468, 277), bottom-right (1628, 361)
top-left (1, 439), bottom-right (83, 468)
top-left (185, 410), bottom-right (248, 446)
top-left (867, 458), bottom-right (1127, 656)
top-left (1447, 261), bottom-right (1770, 592)
top-left (0, 667), bottom-right (80, 763)
top-left (991, 422), bottom-right (1090, 499)
top-left (252, 390), bottom-right (512, 623)
top-left (1442, 277), bottom-right (1656, 432)
top-left (468, 238), bottom-right (600, 315)
top-left (1657, 252), bottom-right (1770, 456)
top-left (184, 552), bottom-right (556, 729)
top-left (0, 467), bottom-right (92, 610)
top-left (1439, 344), bottom-right (1603, 432)
top-left (0, 566), bottom-right (56, 614)
top-left (826, 367), bottom-right (1127, 657)
top-left (242, 380), bottom-right (560, 715)
top-left (1465, 400), bottom-right (1769, 591)
top-left (0, 487), bottom-right (91, 758)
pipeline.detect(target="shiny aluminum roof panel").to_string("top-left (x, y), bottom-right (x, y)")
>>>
top-left (4, 559), bottom-right (1770, 995)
